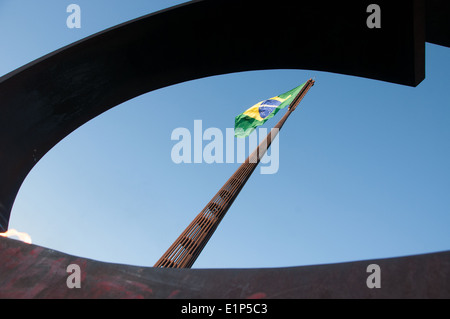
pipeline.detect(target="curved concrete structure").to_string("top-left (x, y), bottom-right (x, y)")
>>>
top-left (0, 0), bottom-right (449, 299)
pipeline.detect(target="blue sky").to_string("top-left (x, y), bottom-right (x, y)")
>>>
top-left (1, 1), bottom-right (449, 269)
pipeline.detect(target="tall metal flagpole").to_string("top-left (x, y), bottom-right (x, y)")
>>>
top-left (154, 79), bottom-right (315, 268)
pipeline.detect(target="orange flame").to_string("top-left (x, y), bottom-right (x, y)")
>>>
top-left (0, 229), bottom-right (32, 244)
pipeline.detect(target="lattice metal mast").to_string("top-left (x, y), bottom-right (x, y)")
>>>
top-left (154, 79), bottom-right (315, 268)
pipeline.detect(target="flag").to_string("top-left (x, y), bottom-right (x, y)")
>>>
top-left (234, 82), bottom-right (306, 138)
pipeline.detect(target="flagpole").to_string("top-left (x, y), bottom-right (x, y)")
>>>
top-left (249, 79), bottom-right (315, 164)
top-left (154, 79), bottom-right (315, 268)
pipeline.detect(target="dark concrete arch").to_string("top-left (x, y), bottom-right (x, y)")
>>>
top-left (0, 0), bottom-right (449, 231)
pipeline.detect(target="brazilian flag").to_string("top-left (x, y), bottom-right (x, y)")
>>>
top-left (234, 82), bottom-right (306, 138)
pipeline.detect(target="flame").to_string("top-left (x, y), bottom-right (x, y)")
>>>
top-left (0, 229), bottom-right (32, 244)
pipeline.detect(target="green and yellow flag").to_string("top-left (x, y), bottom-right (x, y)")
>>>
top-left (234, 82), bottom-right (306, 138)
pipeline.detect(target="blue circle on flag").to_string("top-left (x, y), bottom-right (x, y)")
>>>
top-left (259, 99), bottom-right (281, 118)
